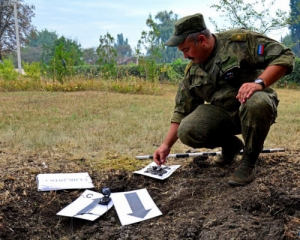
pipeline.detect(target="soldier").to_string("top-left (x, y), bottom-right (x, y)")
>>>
top-left (153, 13), bottom-right (295, 185)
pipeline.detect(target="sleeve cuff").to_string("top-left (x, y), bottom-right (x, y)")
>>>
top-left (170, 112), bottom-right (185, 123)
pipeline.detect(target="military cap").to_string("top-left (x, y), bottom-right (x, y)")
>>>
top-left (165, 13), bottom-right (207, 47)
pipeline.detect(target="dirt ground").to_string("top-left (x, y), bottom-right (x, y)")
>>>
top-left (1, 148), bottom-right (300, 240)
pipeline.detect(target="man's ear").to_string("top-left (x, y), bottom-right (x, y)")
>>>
top-left (198, 35), bottom-right (206, 44)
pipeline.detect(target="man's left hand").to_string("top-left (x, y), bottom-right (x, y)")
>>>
top-left (236, 82), bottom-right (263, 103)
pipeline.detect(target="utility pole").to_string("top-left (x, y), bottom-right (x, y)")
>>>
top-left (1, 0), bottom-right (22, 73)
top-left (13, 0), bottom-right (22, 74)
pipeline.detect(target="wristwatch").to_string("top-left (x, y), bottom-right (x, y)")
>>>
top-left (254, 78), bottom-right (265, 89)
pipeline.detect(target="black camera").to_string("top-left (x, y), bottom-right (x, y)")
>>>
top-left (99, 187), bottom-right (111, 205)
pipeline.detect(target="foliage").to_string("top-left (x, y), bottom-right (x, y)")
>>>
top-left (136, 14), bottom-right (163, 82)
top-left (289, 0), bottom-right (300, 57)
top-left (26, 29), bottom-right (58, 48)
top-left (114, 33), bottom-right (132, 64)
top-left (159, 64), bottom-right (181, 82)
top-left (51, 36), bottom-right (83, 66)
top-left (20, 46), bottom-right (42, 63)
top-left (136, 11), bottom-right (182, 63)
top-left (282, 34), bottom-right (294, 48)
top-left (0, 57), bottom-right (299, 93)
top-left (73, 65), bottom-right (100, 78)
top-left (276, 57), bottom-right (300, 87)
top-left (0, 74), bottom-right (163, 95)
top-left (0, 0), bottom-right (35, 60)
top-left (82, 47), bottom-right (99, 65)
top-left (138, 14), bottom-right (164, 60)
top-left (45, 36), bottom-right (83, 83)
top-left (0, 58), bottom-right (18, 80)
top-left (209, 0), bottom-right (289, 35)
top-left (32, 29), bottom-right (59, 64)
top-left (115, 60), bottom-right (187, 82)
top-left (10, 29), bottom-right (59, 65)
top-left (159, 59), bottom-right (187, 82)
top-left (154, 11), bottom-right (183, 63)
top-left (96, 33), bottom-right (117, 79)
top-left (48, 43), bottom-right (74, 83)
top-left (137, 57), bottom-right (160, 82)
top-left (117, 64), bottom-right (145, 79)
top-left (22, 61), bottom-right (41, 81)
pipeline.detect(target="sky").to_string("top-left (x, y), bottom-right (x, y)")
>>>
top-left (26, 0), bottom-right (291, 49)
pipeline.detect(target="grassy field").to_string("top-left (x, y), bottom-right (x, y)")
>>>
top-left (0, 85), bottom-right (299, 171)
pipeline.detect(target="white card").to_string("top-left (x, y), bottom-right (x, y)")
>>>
top-left (57, 190), bottom-right (113, 221)
top-left (111, 188), bottom-right (162, 226)
top-left (133, 162), bottom-right (180, 180)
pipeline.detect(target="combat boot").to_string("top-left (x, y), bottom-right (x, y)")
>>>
top-left (228, 156), bottom-right (256, 186)
top-left (213, 136), bottom-right (244, 166)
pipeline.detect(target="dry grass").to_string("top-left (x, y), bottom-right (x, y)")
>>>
top-left (266, 88), bottom-right (300, 149)
top-left (0, 86), bottom-right (299, 171)
top-left (0, 76), bottom-right (163, 95)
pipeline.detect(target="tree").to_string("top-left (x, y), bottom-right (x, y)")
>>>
top-left (50, 36), bottom-right (83, 66)
top-left (209, 0), bottom-right (289, 35)
top-left (289, 0), bottom-right (300, 56)
top-left (154, 11), bottom-right (183, 63)
top-left (138, 13), bottom-right (165, 62)
top-left (46, 36), bottom-right (83, 82)
top-left (48, 42), bottom-right (72, 83)
top-left (20, 45), bottom-right (42, 63)
top-left (82, 47), bottom-right (98, 65)
top-left (114, 33), bottom-right (132, 64)
top-left (26, 29), bottom-right (58, 48)
top-left (282, 34), bottom-right (294, 47)
top-left (138, 11), bottom-right (183, 63)
top-left (10, 28), bottom-right (58, 65)
top-left (33, 29), bottom-right (58, 64)
top-left (136, 11), bottom-right (183, 81)
top-left (0, 0), bottom-right (35, 60)
top-left (96, 32), bottom-right (117, 78)
top-left (136, 14), bottom-right (163, 81)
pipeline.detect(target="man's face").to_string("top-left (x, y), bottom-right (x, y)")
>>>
top-left (178, 38), bottom-right (203, 64)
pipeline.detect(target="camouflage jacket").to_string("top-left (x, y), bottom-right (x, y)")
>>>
top-left (171, 28), bottom-right (295, 123)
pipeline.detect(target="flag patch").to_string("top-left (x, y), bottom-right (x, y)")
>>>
top-left (257, 45), bottom-right (264, 55)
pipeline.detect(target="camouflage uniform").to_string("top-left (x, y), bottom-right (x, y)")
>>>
top-left (171, 28), bottom-right (295, 161)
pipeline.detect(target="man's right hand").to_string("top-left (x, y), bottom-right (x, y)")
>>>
top-left (153, 122), bottom-right (180, 165)
top-left (153, 144), bottom-right (171, 165)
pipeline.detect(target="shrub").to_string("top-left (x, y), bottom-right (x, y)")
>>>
top-left (275, 57), bottom-right (300, 88)
top-left (0, 59), bottom-right (19, 81)
top-left (23, 61), bottom-right (42, 81)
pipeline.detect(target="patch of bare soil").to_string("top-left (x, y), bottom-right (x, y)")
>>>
top-left (0, 149), bottom-right (300, 240)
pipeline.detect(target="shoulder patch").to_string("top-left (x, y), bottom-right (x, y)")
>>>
top-left (230, 33), bottom-right (247, 42)
top-left (266, 43), bottom-right (283, 56)
top-left (184, 61), bottom-right (193, 75)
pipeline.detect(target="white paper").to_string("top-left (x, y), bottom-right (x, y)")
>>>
top-left (36, 172), bottom-right (94, 191)
top-left (133, 162), bottom-right (180, 180)
top-left (57, 190), bottom-right (113, 221)
top-left (111, 188), bottom-right (162, 226)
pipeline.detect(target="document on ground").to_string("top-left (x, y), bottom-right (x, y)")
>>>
top-left (111, 188), bottom-right (162, 226)
top-left (36, 172), bottom-right (94, 191)
top-left (57, 190), bottom-right (113, 221)
top-left (133, 162), bottom-right (180, 180)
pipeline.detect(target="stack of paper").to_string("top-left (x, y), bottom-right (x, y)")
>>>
top-left (36, 172), bottom-right (94, 191)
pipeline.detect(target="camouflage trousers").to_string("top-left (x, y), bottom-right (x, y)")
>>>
top-left (177, 91), bottom-right (279, 159)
